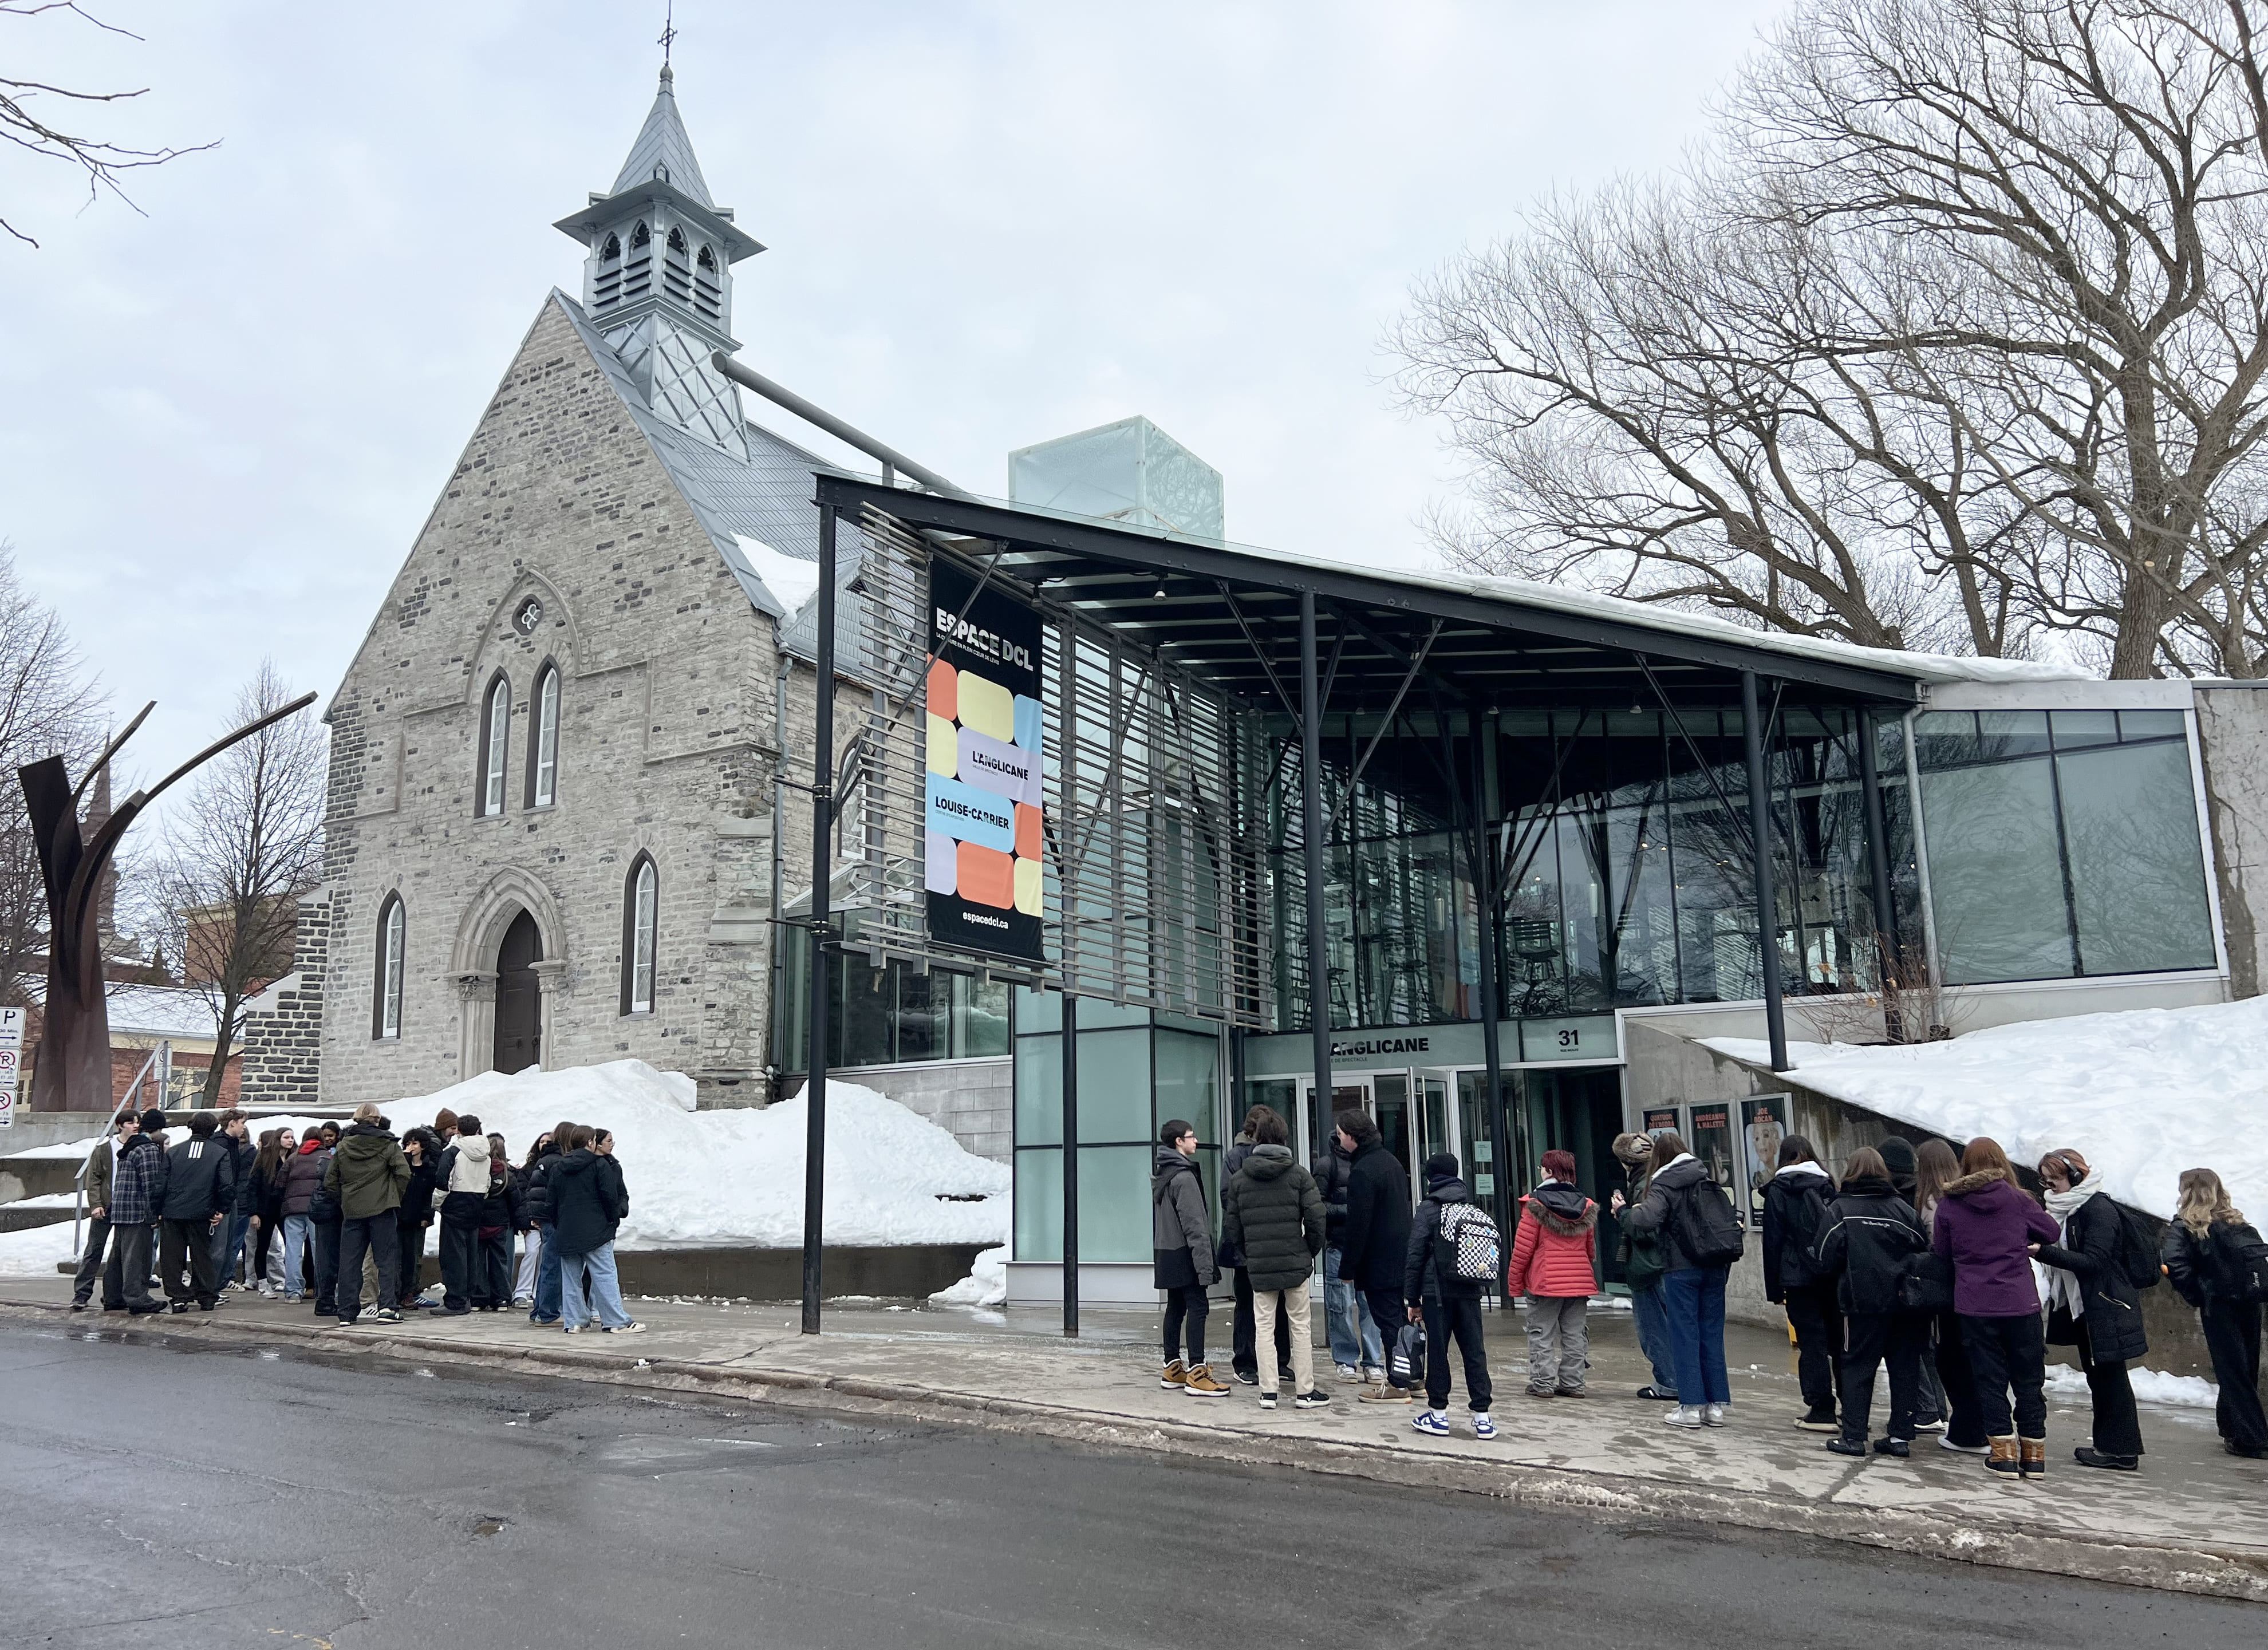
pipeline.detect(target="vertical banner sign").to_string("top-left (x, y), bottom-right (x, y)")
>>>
top-left (1740, 1094), bottom-right (1790, 1223)
top-left (924, 560), bottom-right (1046, 963)
top-left (0, 1004), bottom-right (22, 1128)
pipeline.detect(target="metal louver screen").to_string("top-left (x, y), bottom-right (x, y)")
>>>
top-left (849, 504), bottom-right (1273, 1029)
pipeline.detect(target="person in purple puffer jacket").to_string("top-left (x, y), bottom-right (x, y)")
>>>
top-left (1931, 1136), bottom-right (2061, 1481)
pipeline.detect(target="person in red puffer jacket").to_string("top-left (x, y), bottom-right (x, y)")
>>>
top-left (1508, 1148), bottom-right (1599, 1398)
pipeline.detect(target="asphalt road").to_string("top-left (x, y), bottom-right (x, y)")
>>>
top-left (1, 1319), bottom-right (2259, 1649)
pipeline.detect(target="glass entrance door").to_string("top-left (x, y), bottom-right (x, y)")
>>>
top-left (1301, 1077), bottom-right (1371, 1170)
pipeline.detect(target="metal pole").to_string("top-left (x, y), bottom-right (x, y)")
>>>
top-left (1062, 993), bottom-right (1079, 1337)
top-left (1468, 719), bottom-right (1512, 1293)
top-left (800, 502), bottom-right (838, 1335)
top-left (1741, 671), bottom-right (1790, 1071)
top-left (1856, 709), bottom-right (1898, 949)
top-left (1298, 593), bottom-right (1333, 1130)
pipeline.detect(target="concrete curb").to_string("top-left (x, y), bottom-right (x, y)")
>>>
top-left (9, 1298), bottom-right (2265, 1604)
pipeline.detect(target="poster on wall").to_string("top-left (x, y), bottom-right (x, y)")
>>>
top-left (1740, 1095), bottom-right (1792, 1222)
top-left (1689, 1102), bottom-right (1736, 1210)
top-left (924, 558), bottom-right (1046, 964)
top-left (1642, 1106), bottom-right (1681, 1138)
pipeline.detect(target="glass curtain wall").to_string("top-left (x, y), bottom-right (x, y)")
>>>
top-left (1914, 709), bottom-right (2215, 982)
top-left (775, 919), bottom-right (1011, 1072)
top-left (1011, 988), bottom-right (1222, 1264)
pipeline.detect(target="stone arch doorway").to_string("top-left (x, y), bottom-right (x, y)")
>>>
top-left (493, 910), bottom-right (543, 1073)
top-left (451, 869), bottom-right (566, 1078)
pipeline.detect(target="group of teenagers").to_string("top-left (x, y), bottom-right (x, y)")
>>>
top-left (1154, 1107), bottom-right (2268, 1473)
top-left (70, 1101), bottom-right (653, 1336)
top-left (1152, 1103), bottom-right (1606, 1439)
top-left (1725, 1130), bottom-right (2266, 1474)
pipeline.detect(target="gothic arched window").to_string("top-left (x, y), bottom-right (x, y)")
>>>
top-left (696, 243), bottom-right (716, 271)
top-left (666, 225), bottom-right (688, 258)
top-left (601, 232), bottom-right (621, 262)
top-left (373, 894), bottom-right (405, 1040)
top-left (630, 219), bottom-right (651, 250)
top-left (622, 854), bottom-right (658, 1015)
top-left (478, 672), bottom-right (510, 817)
top-left (527, 662), bottom-right (560, 808)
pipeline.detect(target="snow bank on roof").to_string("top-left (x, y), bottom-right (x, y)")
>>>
top-left (368, 1059), bottom-right (1007, 1249)
top-left (1702, 997), bottom-right (2268, 1221)
top-left (733, 533), bottom-right (821, 616)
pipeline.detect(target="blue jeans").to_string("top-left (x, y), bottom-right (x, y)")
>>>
top-left (1662, 1266), bottom-right (1731, 1406)
top-left (558, 1242), bottom-right (633, 1331)
top-left (282, 1213), bottom-right (311, 1298)
top-left (531, 1223), bottom-right (562, 1321)
top-left (214, 1209), bottom-right (252, 1284)
top-left (1323, 1246), bottom-right (1383, 1369)
top-left (1630, 1280), bottom-right (1678, 1395)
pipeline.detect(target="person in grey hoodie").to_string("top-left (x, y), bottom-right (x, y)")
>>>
top-left (1153, 1118), bottom-right (1225, 1397)
top-left (1220, 1107), bottom-right (1328, 1411)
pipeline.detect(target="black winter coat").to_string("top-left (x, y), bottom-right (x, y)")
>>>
top-left (397, 1155), bottom-right (441, 1228)
top-left (524, 1148), bottom-right (560, 1226)
top-left (1338, 1139), bottom-right (1413, 1293)
top-left (222, 1134), bottom-right (259, 1218)
top-left (1403, 1176), bottom-right (1484, 1302)
top-left (1760, 1162), bottom-right (1835, 1302)
top-left (1216, 1136), bottom-right (1258, 1270)
top-left (549, 1150), bottom-right (629, 1257)
top-left (1811, 1175), bottom-right (1928, 1316)
top-left (160, 1134), bottom-right (237, 1222)
top-left (2163, 1218), bottom-right (2265, 1308)
top-left (1220, 1144), bottom-right (1325, 1293)
top-left (1312, 1143), bottom-right (1355, 1248)
top-left (2034, 1191), bottom-right (2149, 1364)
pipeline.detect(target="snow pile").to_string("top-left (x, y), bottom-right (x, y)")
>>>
top-left (2045, 1363), bottom-right (2219, 1410)
top-left (1703, 997), bottom-right (2268, 1222)
top-left (0, 1061), bottom-right (1009, 1272)
top-left (929, 1245), bottom-right (1008, 1306)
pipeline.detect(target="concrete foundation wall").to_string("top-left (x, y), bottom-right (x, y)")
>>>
top-left (2196, 684), bottom-right (2268, 1000)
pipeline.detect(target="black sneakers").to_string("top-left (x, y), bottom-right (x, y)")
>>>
top-left (1294, 1390), bottom-right (1331, 1410)
top-left (1796, 1408), bottom-right (1839, 1432)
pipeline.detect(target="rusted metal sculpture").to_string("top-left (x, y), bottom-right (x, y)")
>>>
top-left (19, 692), bottom-right (317, 1111)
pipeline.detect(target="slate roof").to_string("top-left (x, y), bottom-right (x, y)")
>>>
top-left (609, 65), bottom-right (714, 206)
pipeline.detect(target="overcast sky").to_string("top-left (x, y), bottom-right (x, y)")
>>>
top-left (1, 0), bottom-right (1792, 789)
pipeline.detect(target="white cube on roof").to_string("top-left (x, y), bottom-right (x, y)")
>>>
top-left (1008, 416), bottom-right (1224, 541)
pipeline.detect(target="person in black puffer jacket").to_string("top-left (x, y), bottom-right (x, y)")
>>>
top-left (213, 1112), bottom-right (260, 1290)
top-left (522, 1128), bottom-right (566, 1324)
top-left (1812, 1147), bottom-right (1930, 1457)
top-left (2161, 1167), bottom-right (2267, 1459)
top-left (2032, 1147), bottom-right (2148, 1471)
top-left (549, 1126), bottom-right (641, 1334)
top-left (1222, 1110), bottom-right (1295, 1387)
top-left (1761, 1136), bottom-right (1841, 1430)
top-left (472, 1133), bottom-right (525, 1310)
top-left (1311, 1132), bottom-right (1383, 1381)
top-left (1402, 1154), bottom-right (1496, 1437)
top-left (1336, 1111), bottom-right (1414, 1400)
top-left (395, 1128), bottom-right (444, 1309)
top-left (1220, 1107), bottom-right (1326, 1410)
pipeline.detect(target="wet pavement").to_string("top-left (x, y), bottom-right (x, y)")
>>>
top-left (6, 1315), bottom-right (2267, 1648)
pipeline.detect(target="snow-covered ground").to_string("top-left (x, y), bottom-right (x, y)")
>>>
top-left (929, 1245), bottom-right (1008, 1306)
top-left (0, 1060), bottom-right (1008, 1276)
top-left (1704, 996), bottom-right (2268, 1223)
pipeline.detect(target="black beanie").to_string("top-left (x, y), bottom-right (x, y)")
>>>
top-left (1877, 1136), bottom-right (1917, 1178)
top-left (1425, 1151), bottom-right (1460, 1183)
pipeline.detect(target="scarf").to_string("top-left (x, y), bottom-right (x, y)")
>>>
top-left (2041, 1181), bottom-right (2096, 1321)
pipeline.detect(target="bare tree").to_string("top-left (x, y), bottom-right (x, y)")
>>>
top-left (2, 1), bottom-right (214, 247)
top-left (153, 662), bottom-right (324, 1106)
top-left (1398, 0), bottom-right (2268, 678)
top-left (0, 541), bottom-right (100, 1008)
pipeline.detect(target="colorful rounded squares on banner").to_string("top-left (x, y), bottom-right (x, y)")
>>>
top-left (1014, 802), bottom-right (1043, 860)
top-left (925, 831), bottom-right (957, 894)
top-left (926, 713), bottom-right (958, 778)
top-left (1013, 694), bottom-right (1043, 755)
top-left (1013, 855), bottom-right (1043, 916)
top-left (926, 658), bottom-right (957, 722)
top-left (956, 841), bottom-right (1015, 909)
top-left (956, 669), bottom-right (1015, 742)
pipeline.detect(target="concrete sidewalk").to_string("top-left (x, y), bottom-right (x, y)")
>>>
top-left (4, 1276), bottom-right (2263, 1602)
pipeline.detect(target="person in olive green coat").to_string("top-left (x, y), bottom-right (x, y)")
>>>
top-left (322, 1104), bottom-right (411, 1325)
top-left (1221, 1107), bottom-right (1328, 1410)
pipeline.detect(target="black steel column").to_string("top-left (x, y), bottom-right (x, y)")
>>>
top-left (1299, 593), bottom-right (1332, 1134)
top-left (1062, 992), bottom-right (1079, 1337)
top-left (1741, 670), bottom-right (1790, 1071)
top-left (800, 502), bottom-right (838, 1334)
top-left (1856, 708), bottom-right (1898, 948)
top-left (1468, 719), bottom-right (1512, 1289)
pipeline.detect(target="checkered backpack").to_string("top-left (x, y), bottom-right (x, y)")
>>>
top-left (1437, 1202), bottom-right (1502, 1283)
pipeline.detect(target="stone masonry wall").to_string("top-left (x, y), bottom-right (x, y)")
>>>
top-left (2196, 685), bottom-right (2268, 1000)
top-left (237, 891), bottom-right (331, 1109)
top-left (318, 297), bottom-right (784, 1112)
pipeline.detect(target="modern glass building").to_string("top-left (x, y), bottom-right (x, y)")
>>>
top-left (778, 473), bottom-right (2236, 1309)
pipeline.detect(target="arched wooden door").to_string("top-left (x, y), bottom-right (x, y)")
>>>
top-left (493, 910), bottom-right (543, 1073)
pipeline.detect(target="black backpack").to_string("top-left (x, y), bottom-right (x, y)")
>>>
top-left (2210, 1222), bottom-right (2268, 1304)
top-left (1673, 1175), bottom-right (1746, 1268)
top-left (2115, 1202), bottom-right (2163, 1292)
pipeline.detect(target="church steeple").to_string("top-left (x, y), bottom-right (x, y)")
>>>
top-left (554, 64), bottom-right (764, 458)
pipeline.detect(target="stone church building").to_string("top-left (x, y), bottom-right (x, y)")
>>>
top-left (241, 69), bottom-right (881, 1126)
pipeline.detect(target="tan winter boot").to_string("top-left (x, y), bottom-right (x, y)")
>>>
top-left (1182, 1363), bottom-right (1229, 1398)
top-left (1159, 1359), bottom-right (1187, 1391)
top-left (1986, 1435), bottom-right (2020, 1477)
top-left (2019, 1435), bottom-right (2047, 1481)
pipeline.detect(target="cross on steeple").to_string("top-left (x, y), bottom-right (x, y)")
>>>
top-left (658, 2), bottom-right (676, 65)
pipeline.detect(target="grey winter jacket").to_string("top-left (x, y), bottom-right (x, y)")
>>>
top-left (1151, 1144), bottom-right (1217, 1287)
top-left (1221, 1144), bottom-right (1324, 1293)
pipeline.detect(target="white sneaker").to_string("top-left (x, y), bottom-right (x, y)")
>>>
top-left (1939, 1434), bottom-right (1990, 1454)
top-left (1335, 1364), bottom-right (1362, 1383)
top-left (1361, 1365), bottom-right (1386, 1384)
top-left (1703, 1402), bottom-right (1729, 1427)
top-left (1662, 1405), bottom-right (1706, 1429)
top-left (603, 1321), bottom-right (648, 1334)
